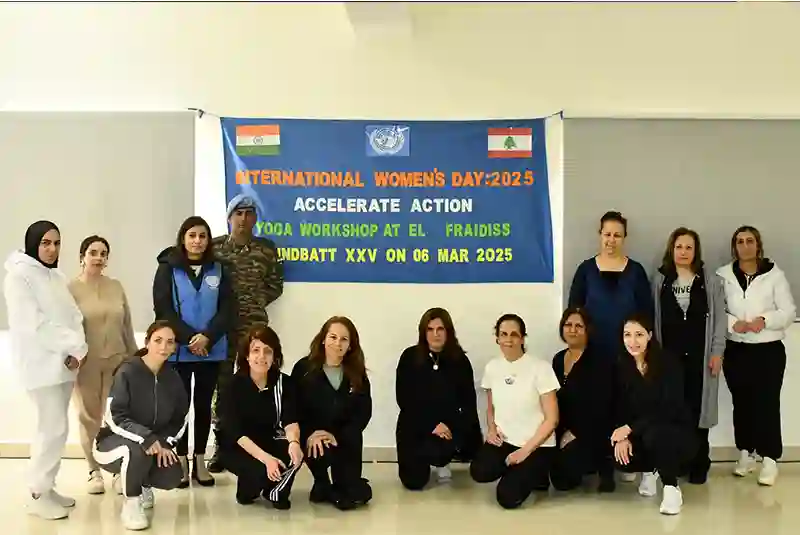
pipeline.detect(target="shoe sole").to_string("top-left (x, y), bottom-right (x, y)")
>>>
top-left (27, 511), bottom-right (69, 520)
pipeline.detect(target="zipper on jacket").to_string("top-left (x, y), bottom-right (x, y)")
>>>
top-left (153, 376), bottom-right (159, 428)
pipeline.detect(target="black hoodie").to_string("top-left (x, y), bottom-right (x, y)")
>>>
top-left (152, 246), bottom-right (234, 347)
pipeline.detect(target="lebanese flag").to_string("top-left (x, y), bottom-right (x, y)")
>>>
top-left (487, 127), bottom-right (533, 158)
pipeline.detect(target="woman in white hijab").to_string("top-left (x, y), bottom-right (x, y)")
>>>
top-left (3, 221), bottom-right (88, 520)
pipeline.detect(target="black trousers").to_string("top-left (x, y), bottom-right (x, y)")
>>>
top-left (397, 433), bottom-right (461, 490)
top-left (470, 442), bottom-right (553, 509)
top-left (210, 330), bottom-right (243, 448)
top-left (174, 361), bottom-right (220, 456)
top-left (95, 434), bottom-right (182, 498)
top-left (304, 427), bottom-right (371, 503)
top-left (222, 439), bottom-right (300, 503)
top-left (549, 438), bottom-right (614, 491)
top-left (723, 340), bottom-right (786, 460)
top-left (614, 425), bottom-right (695, 487)
top-left (679, 349), bottom-right (712, 478)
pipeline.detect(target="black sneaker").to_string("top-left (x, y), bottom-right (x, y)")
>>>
top-left (271, 499), bottom-right (291, 510)
top-left (598, 476), bottom-right (616, 493)
top-left (688, 471), bottom-right (708, 485)
top-left (309, 482), bottom-right (332, 504)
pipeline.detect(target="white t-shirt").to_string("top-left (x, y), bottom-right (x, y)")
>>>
top-left (481, 353), bottom-right (560, 448)
top-left (672, 274), bottom-right (695, 313)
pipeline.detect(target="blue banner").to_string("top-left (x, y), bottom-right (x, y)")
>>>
top-left (221, 118), bottom-right (553, 284)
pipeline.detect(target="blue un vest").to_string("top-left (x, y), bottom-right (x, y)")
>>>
top-left (169, 262), bottom-right (227, 363)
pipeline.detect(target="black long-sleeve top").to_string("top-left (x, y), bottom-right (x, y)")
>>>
top-left (615, 349), bottom-right (692, 435)
top-left (552, 345), bottom-right (616, 444)
top-left (219, 368), bottom-right (298, 450)
top-left (290, 356), bottom-right (372, 442)
top-left (395, 345), bottom-right (482, 455)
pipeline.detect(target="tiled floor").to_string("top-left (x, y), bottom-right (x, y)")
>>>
top-left (1, 459), bottom-right (797, 534)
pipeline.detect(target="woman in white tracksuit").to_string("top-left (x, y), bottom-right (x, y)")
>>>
top-left (3, 221), bottom-right (88, 520)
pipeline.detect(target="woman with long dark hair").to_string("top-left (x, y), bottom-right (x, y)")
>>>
top-left (395, 307), bottom-right (482, 490)
top-left (4, 221), bottom-right (87, 520)
top-left (94, 320), bottom-right (189, 531)
top-left (652, 227), bottom-right (726, 484)
top-left (548, 307), bottom-right (616, 493)
top-left (219, 326), bottom-right (303, 510)
top-left (153, 215), bottom-right (234, 487)
top-left (291, 316), bottom-right (372, 510)
top-left (611, 314), bottom-right (695, 516)
top-left (717, 225), bottom-right (795, 486)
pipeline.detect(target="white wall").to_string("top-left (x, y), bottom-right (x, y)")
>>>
top-left (2, 2), bottom-right (800, 458)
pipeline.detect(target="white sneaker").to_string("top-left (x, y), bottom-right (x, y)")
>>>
top-left (140, 487), bottom-right (155, 510)
top-left (435, 466), bottom-right (452, 482)
top-left (112, 473), bottom-right (123, 495)
top-left (758, 457), bottom-right (778, 486)
top-left (639, 471), bottom-right (659, 497)
top-left (27, 493), bottom-right (69, 520)
top-left (121, 497), bottom-right (149, 531)
top-left (620, 471), bottom-right (638, 483)
top-left (660, 485), bottom-right (683, 515)
top-left (49, 489), bottom-right (76, 508)
top-left (87, 470), bottom-right (105, 495)
top-left (733, 450), bottom-right (756, 477)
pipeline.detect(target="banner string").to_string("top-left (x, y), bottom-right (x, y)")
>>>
top-left (188, 108), bottom-right (564, 121)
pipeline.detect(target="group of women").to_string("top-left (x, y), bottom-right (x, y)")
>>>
top-left (2, 210), bottom-right (794, 529)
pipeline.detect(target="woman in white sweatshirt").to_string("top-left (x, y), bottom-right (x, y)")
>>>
top-left (3, 221), bottom-right (88, 520)
top-left (717, 225), bottom-right (796, 486)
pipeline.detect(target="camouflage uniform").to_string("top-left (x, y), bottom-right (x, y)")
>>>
top-left (210, 234), bottom-right (284, 436)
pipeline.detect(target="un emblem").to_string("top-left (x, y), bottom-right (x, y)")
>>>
top-left (366, 125), bottom-right (410, 156)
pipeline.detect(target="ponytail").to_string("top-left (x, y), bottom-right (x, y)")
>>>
top-left (133, 347), bottom-right (147, 357)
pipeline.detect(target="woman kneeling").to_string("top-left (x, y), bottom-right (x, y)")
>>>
top-left (470, 314), bottom-right (559, 509)
top-left (219, 326), bottom-right (303, 509)
top-left (94, 321), bottom-right (189, 531)
top-left (611, 314), bottom-right (696, 516)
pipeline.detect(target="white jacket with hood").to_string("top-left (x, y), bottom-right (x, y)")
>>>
top-left (717, 259), bottom-right (797, 344)
top-left (3, 250), bottom-right (88, 390)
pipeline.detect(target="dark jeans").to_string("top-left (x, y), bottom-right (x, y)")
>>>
top-left (723, 340), bottom-right (786, 460)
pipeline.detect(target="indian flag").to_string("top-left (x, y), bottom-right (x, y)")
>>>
top-left (488, 127), bottom-right (532, 158)
top-left (236, 124), bottom-right (280, 156)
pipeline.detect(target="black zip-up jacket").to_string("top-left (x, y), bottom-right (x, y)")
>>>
top-left (615, 348), bottom-right (692, 435)
top-left (96, 357), bottom-right (190, 450)
top-left (290, 356), bottom-right (372, 442)
top-left (152, 246), bottom-right (234, 347)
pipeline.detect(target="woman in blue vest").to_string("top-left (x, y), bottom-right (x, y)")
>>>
top-left (153, 216), bottom-right (234, 488)
top-left (569, 211), bottom-right (653, 363)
